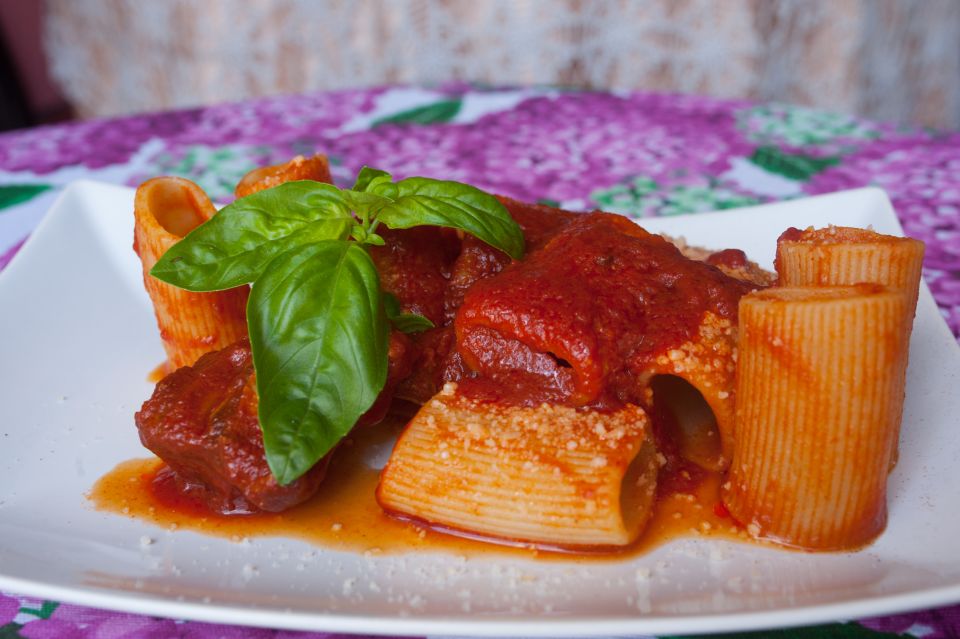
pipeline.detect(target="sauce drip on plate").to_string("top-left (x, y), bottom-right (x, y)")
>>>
top-left (89, 415), bottom-right (751, 560)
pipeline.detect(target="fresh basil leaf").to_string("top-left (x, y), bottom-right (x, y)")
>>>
top-left (351, 167), bottom-right (392, 192)
top-left (389, 313), bottom-right (435, 334)
top-left (350, 225), bottom-right (369, 244)
top-left (363, 233), bottom-right (386, 247)
top-left (382, 291), bottom-right (402, 317)
top-left (382, 292), bottom-right (435, 333)
top-left (374, 177), bottom-right (525, 259)
top-left (151, 181), bottom-right (353, 291)
top-left (248, 240), bottom-right (389, 485)
top-left (342, 189), bottom-right (393, 223)
top-left (349, 224), bottom-right (386, 246)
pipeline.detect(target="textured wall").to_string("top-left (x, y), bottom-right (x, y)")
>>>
top-left (43, 0), bottom-right (960, 129)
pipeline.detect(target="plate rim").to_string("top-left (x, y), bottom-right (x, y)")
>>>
top-left (2, 567), bottom-right (960, 637)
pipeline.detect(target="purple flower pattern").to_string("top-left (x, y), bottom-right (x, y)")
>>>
top-left (11, 598), bottom-right (388, 639)
top-left (0, 85), bottom-right (958, 637)
top-left (17, 604), bottom-right (181, 639)
top-left (324, 92), bottom-right (756, 205)
top-left (0, 593), bottom-right (19, 626)
top-left (806, 134), bottom-right (960, 335)
top-left (0, 109), bottom-right (204, 174)
top-left (861, 605), bottom-right (960, 638)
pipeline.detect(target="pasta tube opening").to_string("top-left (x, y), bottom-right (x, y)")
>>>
top-left (618, 439), bottom-right (660, 538)
top-left (649, 374), bottom-right (723, 472)
top-left (144, 178), bottom-right (211, 238)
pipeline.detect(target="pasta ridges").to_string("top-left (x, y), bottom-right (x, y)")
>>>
top-left (776, 225), bottom-right (924, 472)
top-left (776, 225), bottom-right (925, 321)
top-left (134, 177), bottom-right (249, 370)
top-left (378, 383), bottom-right (658, 549)
top-left (724, 285), bottom-right (907, 550)
top-left (234, 154), bottom-right (333, 198)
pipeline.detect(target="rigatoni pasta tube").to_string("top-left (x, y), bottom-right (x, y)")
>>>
top-left (722, 285), bottom-right (909, 550)
top-left (134, 177), bottom-right (249, 370)
top-left (776, 225), bottom-right (924, 468)
top-left (776, 226), bottom-right (925, 321)
top-left (378, 383), bottom-right (659, 549)
top-left (234, 154), bottom-right (333, 198)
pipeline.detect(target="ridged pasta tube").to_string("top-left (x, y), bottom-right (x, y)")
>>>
top-left (776, 226), bottom-right (924, 321)
top-left (722, 285), bottom-right (909, 550)
top-left (378, 383), bottom-right (659, 550)
top-left (234, 154), bottom-right (333, 198)
top-left (776, 226), bottom-right (924, 468)
top-left (133, 177), bottom-right (249, 371)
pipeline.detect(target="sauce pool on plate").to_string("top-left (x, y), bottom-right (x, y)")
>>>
top-left (89, 414), bottom-right (751, 560)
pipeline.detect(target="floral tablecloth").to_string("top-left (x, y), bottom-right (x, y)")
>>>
top-left (0, 85), bottom-right (958, 638)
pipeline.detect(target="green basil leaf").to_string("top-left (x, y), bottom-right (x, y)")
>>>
top-left (248, 240), bottom-right (389, 484)
top-left (382, 291), bottom-right (402, 317)
top-left (374, 177), bottom-right (525, 259)
top-left (351, 166), bottom-right (392, 192)
top-left (389, 313), bottom-right (435, 334)
top-left (151, 181), bottom-right (353, 291)
top-left (363, 233), bottom-right (386, 247)
top-left (382, 292), bottom-right (435, 333)
top-left (342, 189), bottom-right (393, 223)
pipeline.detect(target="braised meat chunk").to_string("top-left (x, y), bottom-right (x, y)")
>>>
top-left (137, 331), bottom-right (415, 514)
top-left (135, 339), bottom-right (329, 513)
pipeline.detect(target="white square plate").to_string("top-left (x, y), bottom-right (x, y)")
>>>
top-left (1, 182), bottom-right (958, 636)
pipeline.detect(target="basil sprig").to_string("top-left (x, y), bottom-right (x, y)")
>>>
top-left (150, 181), bottom-right (354, 292)
top-left (383, 292), bottom-right (436, 333)
top-left (150, 168), bottom-right (523, 484)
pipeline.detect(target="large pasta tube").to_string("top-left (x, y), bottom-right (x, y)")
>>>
top-left (776, 226), bottom-right (925, 321)
top-left (234, 154), bottom-right (333, 198)
top-left (776, 225), bottom-right (924, 468)
top-left (133, 177), bottom-right (249, 370)
top-left (722, 285), bottom-right (909, 550)
top-left (377, 383), bottom-right (659, 549)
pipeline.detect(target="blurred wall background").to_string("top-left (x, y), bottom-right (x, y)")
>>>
top-left (5, 0), bottom-right (960, 129)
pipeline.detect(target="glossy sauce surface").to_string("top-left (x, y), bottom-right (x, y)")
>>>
top-left (90, 415), bottom-right (750, 560)
top-left (455, 213), bottom-right (755, 408)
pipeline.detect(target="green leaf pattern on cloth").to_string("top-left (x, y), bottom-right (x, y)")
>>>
top-left (0, 623), bottom-right (25, 638)
top-left (748, 146), bottom-right (841, 181)
top-left (372, 99), bottom-right (462, 126)
top-left (0, 185), bottom-right (51, 210)
top-left (591, 175), bottom-right (761, 217)
top-left (737, 103), bottom-right (882, 147)
top-left (150, 144), bottom-right (264, 201)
